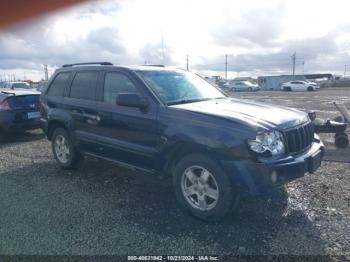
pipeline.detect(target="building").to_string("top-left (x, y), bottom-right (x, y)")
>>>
top-left (257, 75), bottom-right (306, 90)
top-left (257, 74), bottom-right (333, 90)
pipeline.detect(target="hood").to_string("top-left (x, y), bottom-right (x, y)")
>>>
top-left (170, 98), bottom-right (309, 130)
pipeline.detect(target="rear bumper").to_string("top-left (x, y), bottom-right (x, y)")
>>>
top-left (221, 137), bottom-right (324, 195)
top-left (1, 119), bottom-right (43, 132)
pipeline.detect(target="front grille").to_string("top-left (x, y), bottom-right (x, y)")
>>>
top-left (283, 122), bottom-right (314, 154)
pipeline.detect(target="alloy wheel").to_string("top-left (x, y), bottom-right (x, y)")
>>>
top-left (54, 135), bottom-right (70, 164)
top-left (181, 165), bottom-right (220, 211)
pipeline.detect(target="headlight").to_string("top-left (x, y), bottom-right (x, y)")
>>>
top-left (248, 131), bottom-right (285, 156)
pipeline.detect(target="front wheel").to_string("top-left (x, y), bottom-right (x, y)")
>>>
top-left (52, 128), bottom-right (83, 169)
top-left (173, 154), bottom-right (238, 221)
top-left (335, 133), bottom-right (349, 148)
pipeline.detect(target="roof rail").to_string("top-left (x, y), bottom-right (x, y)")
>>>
top-left (143, 64), bottom-right (165, 67)
top-left (62, 62), bottom-right (113, 67)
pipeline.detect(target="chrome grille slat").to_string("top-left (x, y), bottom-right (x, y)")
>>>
top-left (283, 122), bottom-right (314, 154)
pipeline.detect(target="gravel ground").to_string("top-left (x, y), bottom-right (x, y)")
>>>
top-left (0, 88), bottom-right (349, 257)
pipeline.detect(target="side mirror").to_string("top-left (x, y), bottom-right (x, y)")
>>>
top-left (116, 93), bottom-right (148, 109)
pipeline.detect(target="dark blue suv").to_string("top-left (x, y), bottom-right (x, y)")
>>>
top-left (41, 62), bottom-right (324, 220)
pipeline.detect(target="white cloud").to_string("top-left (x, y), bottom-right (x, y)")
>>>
top-left (1, 0), bottom-right (350, 80)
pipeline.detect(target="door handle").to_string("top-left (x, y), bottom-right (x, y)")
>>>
top-left (83, 113), bottom-right (100, 122)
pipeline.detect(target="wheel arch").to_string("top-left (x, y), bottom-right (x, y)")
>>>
top-left (47, 120), bottom-right (68, 140)
top-left (161, 142), bottom-right (215, 177)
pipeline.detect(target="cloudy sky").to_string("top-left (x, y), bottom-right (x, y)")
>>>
top-left (1, 0), bottom-right (350, 81)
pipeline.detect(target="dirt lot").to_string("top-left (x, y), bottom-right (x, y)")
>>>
top-left (0, 88), bottom-right (349, 257)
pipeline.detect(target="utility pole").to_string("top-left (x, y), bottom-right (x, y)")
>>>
top-left (344, 64), bottom-right (347, 78)
top-left (225, 54), bottom-right (228, 80)
top-left (186, 54), bottom-right (189, 71)
top-left (44, 64), bottom-right (48, 81)
top-left (291, 52), bottom-right (296, 76)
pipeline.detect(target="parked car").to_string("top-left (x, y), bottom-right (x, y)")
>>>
top-left (281, 81), bottom-right (318, 91)
top-left (41, 62), bottom-right (324, 221)
top-left (3, 81), bottom-right (34, 90)
top-left (0, 89), bottom-right (42, 139)
top-left (304, 80), bottom-right (320, 90)
top-left (228, 81), bottom-right (260, 92)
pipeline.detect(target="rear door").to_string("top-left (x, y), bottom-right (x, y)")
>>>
top-left (63, 70), bottom-right (102, 154)
top-left (94, 70), bottom-right (158, 172)
top-left (295, 81), bottom-right (304, 91)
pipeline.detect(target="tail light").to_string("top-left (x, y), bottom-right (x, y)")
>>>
top-left (39, 99), bottom-right (46, 116)
top-left (0, 99), bottom-right (11, 111)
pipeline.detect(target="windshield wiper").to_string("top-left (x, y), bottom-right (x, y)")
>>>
top-left (167, 98), bottom-right (213, 105)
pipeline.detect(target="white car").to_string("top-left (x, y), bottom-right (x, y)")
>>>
top-left (226, 81), bottom-right (260, 92)
top-left (304, 80), bottom-right (320, 90)
top-left (281, 81), bottom-right (318, 91)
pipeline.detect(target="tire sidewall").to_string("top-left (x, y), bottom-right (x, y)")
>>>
top-left (173, 154), bottom-right (234, 221)
top-left (335, 134), bottom-right (349, 148)
top-left (52, 128), bottom-right (76, 169)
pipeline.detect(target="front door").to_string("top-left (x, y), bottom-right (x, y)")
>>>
top-left (95, 71), bottom-right (158, 172)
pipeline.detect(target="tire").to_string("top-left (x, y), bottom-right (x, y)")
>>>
top-left (52, 128), bottom-right (83, 169)
top-left (307, 86), bottom-right (314, 91)
top-left (333, 116), bottom-right (344, 123)
top-left (248, 87), bottom-right (253, 92)
top-left (173, 154), bottom-right (238, 221)
top-left (334, 133), bottom-right (349, 148)
top-left (283, 86), bottom-right (291, 91)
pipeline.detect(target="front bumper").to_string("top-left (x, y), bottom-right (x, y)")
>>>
top-left (222, 137), bottom-right (324, 195)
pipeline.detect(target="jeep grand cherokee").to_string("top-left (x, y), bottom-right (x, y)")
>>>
top-left (41, 62), bottom-right (324, 220)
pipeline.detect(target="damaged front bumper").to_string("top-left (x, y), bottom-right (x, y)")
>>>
top-left (222, 135), bottom-right (324, 195)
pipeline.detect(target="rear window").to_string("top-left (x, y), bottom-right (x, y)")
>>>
top-left (69, 71), bottom-right (98, 100)
top-left (47, 72), bottom-right (71, 96)
top-left (7, 95), bottom-right (40, 109)
top-left (12, 83), bottom-right (31, 89)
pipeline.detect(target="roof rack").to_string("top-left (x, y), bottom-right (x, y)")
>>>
top-left (143, 64), bottom-right (165, 67)
top-left (62, 62), bottom-right (113, 67)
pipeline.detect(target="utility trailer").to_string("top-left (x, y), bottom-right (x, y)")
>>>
top-left (312, 102), bottom-right (349, 148)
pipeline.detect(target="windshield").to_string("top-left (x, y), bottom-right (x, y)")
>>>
top-left (138, 70), bottom-right (225, 105)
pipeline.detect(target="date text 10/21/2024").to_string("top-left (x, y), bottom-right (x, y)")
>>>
top-left (127, 255), bottom-right (219, 261)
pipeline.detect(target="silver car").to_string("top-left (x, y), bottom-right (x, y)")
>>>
top-left (230, 81), bottom-right (260, 92)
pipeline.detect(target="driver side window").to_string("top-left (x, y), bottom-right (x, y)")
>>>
top-left (103, 72), bottom-right (139, 104)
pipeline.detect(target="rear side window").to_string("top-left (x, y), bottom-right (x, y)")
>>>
top-left (103, 72), bottom-right (139, 104)
top-left (70, 71), bottom-right (98, 100)
top-left (47, 72), bottom-right (70, 96)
